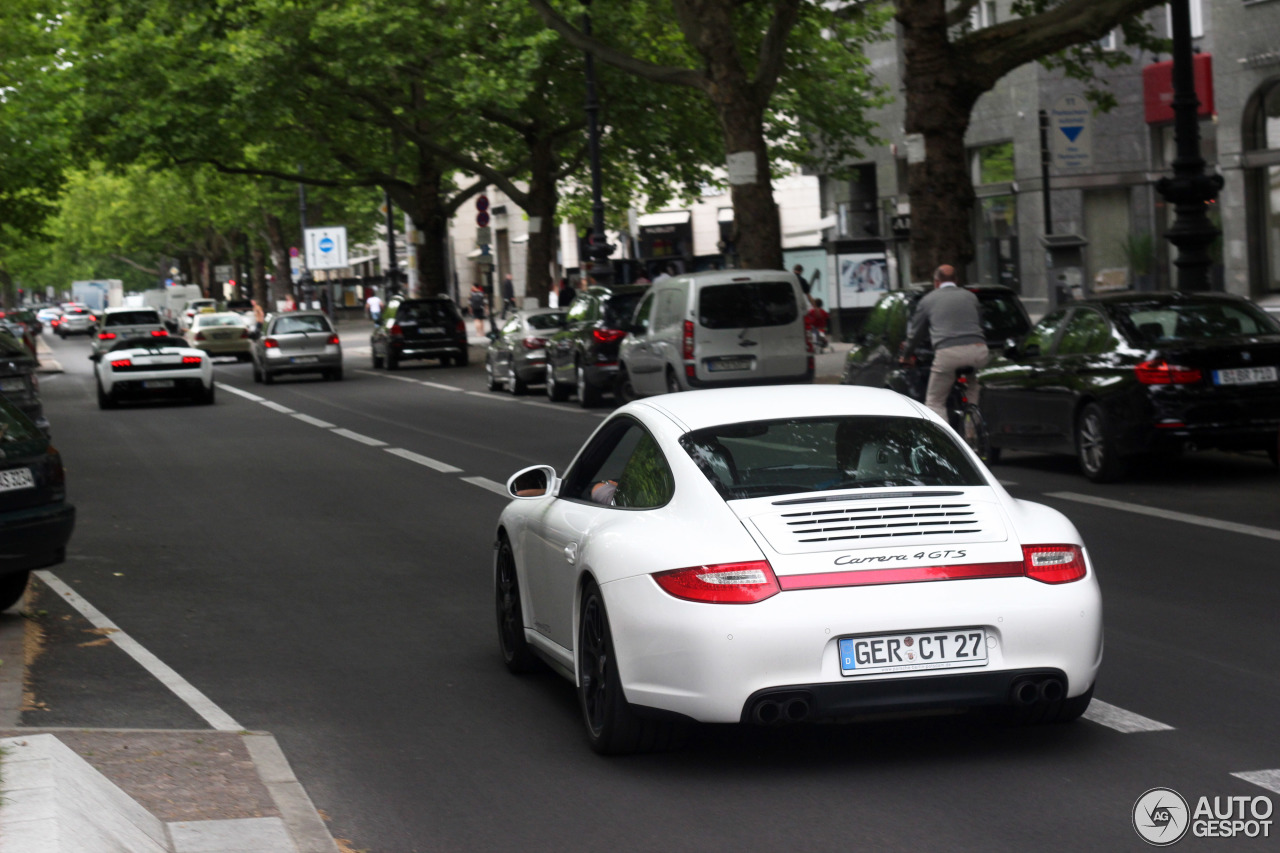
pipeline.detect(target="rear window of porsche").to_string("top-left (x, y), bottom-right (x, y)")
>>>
top-left (680, 416), bottom-right (985, 500)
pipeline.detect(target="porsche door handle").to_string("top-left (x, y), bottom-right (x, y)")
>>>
top-left (564, 542), bottom-right (578, 565)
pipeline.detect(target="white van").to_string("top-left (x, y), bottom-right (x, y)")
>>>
top-left (617, 270), bottom-right (812, 400)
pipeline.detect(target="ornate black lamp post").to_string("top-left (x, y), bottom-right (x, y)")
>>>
top-left (1155, 0), bottom-right (1223, 292)
top-left (581, 0), bottom-right (614, 286)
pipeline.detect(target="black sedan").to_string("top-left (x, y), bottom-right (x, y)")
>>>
top-left (545, 283), bottom-right (648, 407)
top-left (371, 296), bottom-right (469, 369)
top-left (484, 308), bottom-right (567, 395)
top-left (0, 393), bottom-right (75, 610)
top-left (978, 291), bottom-right (1280, 481)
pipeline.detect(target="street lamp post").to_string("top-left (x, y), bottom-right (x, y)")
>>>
top-left (1155, 0), bottom-right (1223, 292)
top-left (581, 0), bottom-right (614, 287)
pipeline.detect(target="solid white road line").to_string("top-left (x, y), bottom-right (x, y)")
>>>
top-left (461, 476), bottom-right (509, 497)
top-left (1082, 699), bottom-right (1175, 733)
top-left (331, 428), bottom-right (387, 447)
top-left (385, 447), bottom-right (463, 474)
top-left (260, 401), bottom-right (296, 414)
top-left (216, 382), bottom-right (264, 402)
top-left (293, 414), bottom-right (336, 429)
top-left (34, 571), bottom-right (243, 732)
top-left (418, 380), bottom-right (463, 392)
top-left (1047, 492), bottom-right (1280, 543)
top-left (1232, 769), bottom-right (1280, 795)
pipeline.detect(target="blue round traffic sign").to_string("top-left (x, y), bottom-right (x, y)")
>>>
top-left (319, 237), bottom-right (334, 253)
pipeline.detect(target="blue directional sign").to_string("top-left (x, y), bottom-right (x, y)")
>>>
top-left (1050, 94), bottom-right (1092, 170)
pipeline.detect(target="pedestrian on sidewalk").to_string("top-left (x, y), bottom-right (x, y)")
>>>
top-left (500, 274), bottom-right (515, 318)
top-left (469, 283), bottom-right (487, 336)
top-left (366, 292), bottom-right (383, 325)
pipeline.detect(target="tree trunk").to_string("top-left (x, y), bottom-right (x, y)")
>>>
top-left (524, 136), bottom-right (559, 306)
top-left (718, 95), bottom-right (782, 270)
top-left (252, 247), bottom-right (268, 309)
top-left (261, 212), bottom-right (294, 307)
top-left (900, 0), bottom-right (981, 284)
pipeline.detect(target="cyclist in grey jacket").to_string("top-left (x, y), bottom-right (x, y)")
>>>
top-left (902, 264), bottom-right (989, 420)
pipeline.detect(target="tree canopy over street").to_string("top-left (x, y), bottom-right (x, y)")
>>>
top-left (0, 0), bottom-right (1175, 303)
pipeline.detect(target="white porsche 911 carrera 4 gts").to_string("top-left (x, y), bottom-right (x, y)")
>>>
top-left (92, 335), bottom-right (215, 409)
top-left (496, 385), bottom-right (1102, 754)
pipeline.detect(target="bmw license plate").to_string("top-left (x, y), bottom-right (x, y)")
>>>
top-left (839, 629), bottom-right (988, 676)
top-left (707, 357), bottom-right (754, 373)
top-left (420, 326), bottom-right (444, 335)
top-left (292, 356), bottom-right (319, 363)
top-left (143, 380), bottom-right (174, 389)
top-left (1213, 366), bottom-right (1278, 386)
top-left (0, 378), bottom-right (24, 392)
top-left (0, 467), bottom-right (34, 493)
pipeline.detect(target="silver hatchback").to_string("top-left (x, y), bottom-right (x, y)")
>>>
top-left (251, 312), bottom-right (343, 383)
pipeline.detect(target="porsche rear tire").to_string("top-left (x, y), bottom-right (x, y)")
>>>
top-left (577, 581), bottom-right (686, 754)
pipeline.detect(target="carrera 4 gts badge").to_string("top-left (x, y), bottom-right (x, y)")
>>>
top-left (834, 549), bottom-right (968, 566)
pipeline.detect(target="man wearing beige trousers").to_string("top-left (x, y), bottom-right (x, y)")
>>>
top-left (902, 264), bottom-right (990, 421)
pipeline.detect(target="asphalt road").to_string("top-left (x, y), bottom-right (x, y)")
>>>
top-left (27, 331), bottom-right (1280, 852)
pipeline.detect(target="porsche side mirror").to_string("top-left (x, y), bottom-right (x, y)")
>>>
top-left (507, 464), bottom-right (560, 499)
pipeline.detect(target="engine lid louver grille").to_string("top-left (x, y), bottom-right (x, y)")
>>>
top-left (747, 495), bottom-right (1007, 555)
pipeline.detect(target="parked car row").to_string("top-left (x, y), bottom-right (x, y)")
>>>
top-left (479, 271), bottom-right (815, 408)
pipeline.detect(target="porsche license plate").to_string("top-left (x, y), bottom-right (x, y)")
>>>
top-left (1213, 366), bottom-right (1277, 386)
top-left (0, 467), bottom-right (35, 493)
top-left (142, 380), bottom-right (174, 389)
top-left (839, 629), bottom-right (988, 676)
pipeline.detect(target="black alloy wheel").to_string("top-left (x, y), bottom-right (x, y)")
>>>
top-left (615, 369), bottom-right (640, 404)
top-left (510, 369), bottom-right (528, 396)
top-left (1076, 402), bottom-right (1125, 483)
top-left (577, 581), bottom-right (685, 754)
top-left (495, 539), bottom-right (538, 674)
top-left (577, 363), bottom-right (602, 408)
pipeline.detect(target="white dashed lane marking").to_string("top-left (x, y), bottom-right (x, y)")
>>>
top-left (260, 401), bottom-right (295, 414)
top-left (385, 447), bottom-right (463, 474)
top-left (331, 428), bottom-right (388, 447)
top-left (1232, 770), bottom-right (1280, 795)
top-left (1047, 492), bottom-right (1280, 543)
top-left (293, 414), bottom-right (336, 428)
top-left (216, 382), bottom-right (263, 402)
top-left (460, 476), bottom-right (510, 496)
top-left (1083, 700), bottom-right (1175, 733)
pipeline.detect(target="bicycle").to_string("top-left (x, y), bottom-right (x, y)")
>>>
top-left (946, 367), bottom-right (996, 464)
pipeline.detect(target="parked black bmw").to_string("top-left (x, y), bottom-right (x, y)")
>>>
top-left (0, 393), bottom-right (75, 610)
top-left (545, 283), bottom-right (649, 407)
top-left (979, 291), bottom-right (1280, 481)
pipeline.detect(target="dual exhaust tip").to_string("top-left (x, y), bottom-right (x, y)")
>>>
top-left (751, 695), bottom-right (811, 725)
top-left (1011, 677), bottom-right (1065, 706)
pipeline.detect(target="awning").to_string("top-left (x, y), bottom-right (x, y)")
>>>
top-left (345, 254), bottom-right (377, 266)
top-left (512, 233), bottom-right (530, 244)
top-left (717, 208), bottom-right (735, 223)
top-left (638, 210), bottom-right (691, 227)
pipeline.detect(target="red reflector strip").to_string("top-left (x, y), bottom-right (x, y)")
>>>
top-left (777, 561), bottom-right (1025, 591)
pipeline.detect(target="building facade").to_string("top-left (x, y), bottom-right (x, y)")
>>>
top-left (819, 0), bottom-right (1280, 321)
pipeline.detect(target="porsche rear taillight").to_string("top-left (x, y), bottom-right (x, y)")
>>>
top-left (1022, 545), bottom-right (1087, 584)
top-left (1135, 360), bottom-right (1202, 385)
top-left (653, 560), bottom-right (780, 604)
